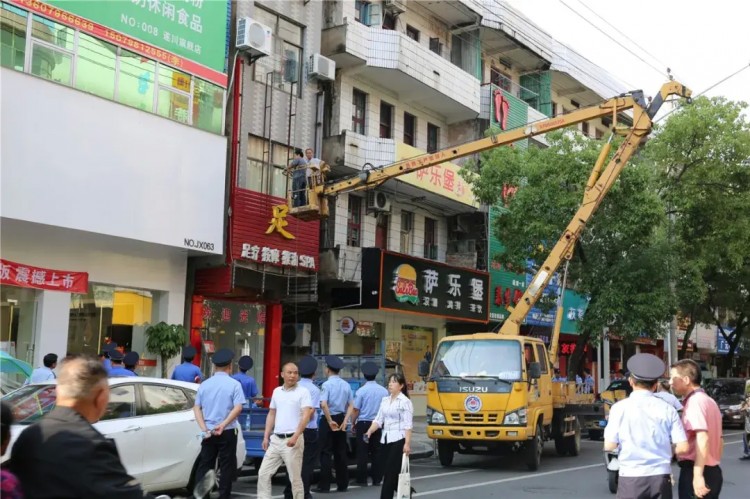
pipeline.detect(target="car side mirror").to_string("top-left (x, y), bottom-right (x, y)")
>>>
top-left (418, 360), bottom-right (430, 378)
top-left (529, 362), bottom-right (542, 380)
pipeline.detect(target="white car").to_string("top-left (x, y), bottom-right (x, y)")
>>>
top-left (2, 377), bottom-right (246, 493)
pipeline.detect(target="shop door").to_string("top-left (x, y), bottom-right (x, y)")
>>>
top-left (375, 214), bottom-right (389, 250)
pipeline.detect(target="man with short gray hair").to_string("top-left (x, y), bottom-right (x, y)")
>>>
top-left (10, 356), bottom-right (153, 498)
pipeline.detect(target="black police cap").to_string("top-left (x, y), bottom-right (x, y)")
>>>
top-left (238, 355), bottom-right (253, 371)
top-left (361, 361), bottom-right (379, 378)
top-left (183, 345), bottom-right (197, 359)
top-left (212, 348), bottom-right (234, 367)
top-left (298, 355), bottom-right (318, 376)
top-left (109, 349), bottom-right (124, 362)
top-left (626, 353), bottom-right (666, 382)
top-left (124, 351), bottom-right (139, 366)
top-left (325, 355), bottom-right (344, 371)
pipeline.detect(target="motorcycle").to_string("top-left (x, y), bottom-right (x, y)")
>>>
top-left (155, 470), bottom-right (215, 499)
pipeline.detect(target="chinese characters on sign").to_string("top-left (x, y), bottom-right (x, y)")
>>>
top-left (0, 259), bottom-right (88, 294)
top-left (367, 249), bottom-right (489, 322)
top-left (265, 204), bottom-right (295, 239)
top-left (240, 244), bottom-right (316, 270)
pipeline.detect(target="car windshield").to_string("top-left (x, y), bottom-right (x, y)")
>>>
top-left (3, 384), bottom-right (57, 425)
top-left (706, 379), bottom-right (745, 402)
top-left (431, 340), bottom-right (522, 380)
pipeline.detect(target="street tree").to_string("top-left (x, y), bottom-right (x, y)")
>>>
top-left (145, 322), bottom-right (189, 378)
top-left (644, 96), bottom-right (750, 373)
top-left (466, 131), bottom-right (675, 378)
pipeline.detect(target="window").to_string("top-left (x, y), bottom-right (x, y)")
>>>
top-left (595, 128), bottom-right (604, 140)
top-left (118, 49), bottom-right (156, 112)
top-left (403, 112), bottom-right (416, 146)
top-left (400, 211), bottom-right (414, 253)
top-left (427, 123), bottom-right (440, 153)
top-left (101, 385), bottom-right (137, 420)
top-left (451, 29), bottom-right (480, 78)
top-left (193, 78), bottom-right (225, 134)
top-left (347, 196), bottom-right (363, 247)
top-left (581, 122), bottom-right (589, 137)
top-left (75, 33), bottom-right (116, 100)
top-left (241, 135), bottom-right (293, 196)
top-left (355, 1), bottom-right (368, 23)
top-left (424, 217), bottom-right (437, 259)
top-left (1, 3), bottom-right (27, 70)
top-left (490, 67), bottom-right (512, 92)
top-left (406, 25), bottom-right (420, 42)
top-left (551, 102), bottom-right (559, 117)
top-left (429, 37), bottom-right (442, 56)
top-left (142, 384), bottom-right (191, 415)
top-left (352, 88), bottom-right (367, 134)
top-left (30, 14), bottom-right (74, 85)
top-left (535, 344), bottom-right (549, 374)
top-left (251, 7), bottom-right (303, 94)
top-left (570, 100), bottom-right (581, 109)
top-left (157, 65), bottom-right (192, 125)
top-left (355, 1), bottom-right (380, 26)
top-left (383, 12), bottom-right (396, 30)
top-left (380, 101), bottom-right (393, 139)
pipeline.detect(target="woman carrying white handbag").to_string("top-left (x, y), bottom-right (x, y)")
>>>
top-left (365, 372), bottom-right (414, 499)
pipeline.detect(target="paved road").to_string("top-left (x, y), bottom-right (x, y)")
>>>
top-left (227, 430), bottom-right (749, 498)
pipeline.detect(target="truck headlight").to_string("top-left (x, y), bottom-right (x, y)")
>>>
top-left (503, 407), bottom-right (527, 425)
top-left (427, 407), bottom-right (446, 424)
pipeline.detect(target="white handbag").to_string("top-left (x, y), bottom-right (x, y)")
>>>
top-left (396, 452), bottom-right (411, 499)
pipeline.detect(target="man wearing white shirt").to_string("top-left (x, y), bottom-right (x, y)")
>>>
top-left (26, 353), bottom-right (57, 384)
top-left (258, 362), bottom-right (314, 499)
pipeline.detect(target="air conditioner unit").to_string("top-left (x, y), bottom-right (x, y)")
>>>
top-left (367, 191), bottom-right (391, 212)
top-left (281, 323), bottom-right (311, 347)
top-left (236, 17), bottom-right (273, 57)
top-left (310, 53), bottom-right (336, 81)
top-left (383, 0), bottom-right (407, 14)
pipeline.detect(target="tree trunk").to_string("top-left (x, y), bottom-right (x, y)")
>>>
top-left (567, 329), bottom-right (592, 381)
top-left (679, 320), bottom-right (696, 360)
top-left (161, 355), bottom-right (168, 379)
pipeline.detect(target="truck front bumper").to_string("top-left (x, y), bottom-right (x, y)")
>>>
top-left (427, 425), bottom-right (530, 441)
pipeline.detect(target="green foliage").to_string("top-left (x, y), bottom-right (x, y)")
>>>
top-left (145, 322), bottom-right (188, 378)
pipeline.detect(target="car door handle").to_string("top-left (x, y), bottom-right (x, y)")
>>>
top-left (122, 425), bottom-right (142, 433)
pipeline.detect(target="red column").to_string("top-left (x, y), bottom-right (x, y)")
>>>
top-left (189, 295), bottom-right (205, 367)
top-left (263, 303), bottom-right (282, 400)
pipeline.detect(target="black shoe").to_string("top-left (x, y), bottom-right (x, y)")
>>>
top-left (740, 454), bottom-right (750, 460)
top-left (336, 488), bottom-right (348, 493)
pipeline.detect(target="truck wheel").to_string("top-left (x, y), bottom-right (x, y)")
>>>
top-left (565, 418), bottom-right (581, 457)
top-left (554, 436), bottom-right (568, 456)
top-left (524, 422), bottom-right (543, 471)
top-left (438, 440), bottom-right (454, 467)
top-left (608, 470), bottom-right (618, 494)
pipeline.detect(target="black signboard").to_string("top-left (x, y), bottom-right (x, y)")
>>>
top-left (361, 248), bottom-right (490, 323)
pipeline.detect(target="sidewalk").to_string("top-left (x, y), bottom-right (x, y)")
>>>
top-left (411, 416), bottom-right (435, 460)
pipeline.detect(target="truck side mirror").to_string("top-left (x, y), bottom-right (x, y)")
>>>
top-left (418, 360), bottom-right (430, 378)
top-left (529, 362), bottom-right (542, 380)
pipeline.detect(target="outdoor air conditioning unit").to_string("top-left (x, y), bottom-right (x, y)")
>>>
top-left (310, 53), bottom-right (336, 81)
top-left (383, 0), bottom-right (407, 14)
top-left (236, 17), bottom-right (273, 57)
top-left (367, 191), bottom-right (391, 212)
top-left (281, 323), bottom-right (311, 347)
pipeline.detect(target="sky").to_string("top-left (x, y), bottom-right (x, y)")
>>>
top-left (503, 0), bottom-right (750, 110)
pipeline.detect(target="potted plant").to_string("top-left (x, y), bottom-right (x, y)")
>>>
top-left (145, 322), bottom-right (188, 378)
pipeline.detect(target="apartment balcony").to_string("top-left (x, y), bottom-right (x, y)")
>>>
top-left (322, 130), bottom-right (478, 215)
top-left (418, 0), bottom-right (483, 26)
top-left (321, 20), bottom-right (480, 123)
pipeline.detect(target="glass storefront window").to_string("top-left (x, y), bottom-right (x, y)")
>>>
top-left (30, 14), bottom-right (74, 50)
top-left (200, 300), bottom-right (265, 393)
top-left (75, 33), bottom-right (116, 99)
top-left (192, 78), bottom-right (223, 134)
top-left (67, 284), bottom-right (155, 359)
top-left (157, 87), bottom-right (190, 124)
top-left (1, 3), bottom-right (27, 70)
top-left (30, 42), bottom-right (72, 84)
top-left (0, 286), bottom-right (38, 365)
top-left (343, 321), bottom-right (384, 355)
top-left (118, 49), bottom-right (155, 112)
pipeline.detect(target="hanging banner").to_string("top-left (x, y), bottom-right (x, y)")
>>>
top-left (0, 258), bottom-right (88, 294)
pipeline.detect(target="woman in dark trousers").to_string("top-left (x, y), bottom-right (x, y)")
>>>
top-left (366, 373), bottom-right (413, 499)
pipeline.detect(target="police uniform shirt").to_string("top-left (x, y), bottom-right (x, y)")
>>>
top-left (195, 372), bottom-right (246, 430)
top-left (231, 372), bottom-right (259, 400)
top-left (298, 377), bottom-right (322, 430)
top-left (604, 390), bottom-right (687, 477)
top-left (354, 381), bottom-right (388, 422)
top-left (108, 366), bottom-right (137, 377)
top-left (102, 358), bottom-right (112, 373)
top-left (321, 375), bottom-right (354, 416)
top-left (172, 361), bottom-right (203, 383)
top-left (654, 390), bottom-right (684, 412)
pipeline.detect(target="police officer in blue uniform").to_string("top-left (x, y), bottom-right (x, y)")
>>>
top-left (604, 353), bottom-right (689, 499)
top-left (171, 345), bottom-right (203, 383)
top-left (317, 355), bottom-right (354, 493)
top-left (284, 355), bottom-right (322, 499)
top-left (124, 351), bottom-right (140, 375)
top-left (352, 361), bottom-right (388, 486)
top-left (100, 342), bottom-right (116, 373)
top-left (231, 355), bottom-right (259, 406)
top-left (194, 348), bottom-right (245, 499)
top-left (108, 350), bottom-right (136, 377)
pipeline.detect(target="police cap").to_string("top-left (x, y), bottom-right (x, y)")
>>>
top-left (109, 349), bottom-right (124, 362)
top-left (183, 345), bottom-right (197, 360)
top-left (124, 351), bottom-right (139, 366)
top-left (325, 355), bottom-right (344, 371)
top-left (103, 342), bottom-right (118, 352)
top-left (212, 348), bottom-right (234, 367)
top-left (238, 355), bottom-right (253, 371)
top-left (626, 353), bottom-right (665, 382)
top-left (361, 361), bottom-right (379, 378)
top-left (298, 355), bottom-right (318, 377)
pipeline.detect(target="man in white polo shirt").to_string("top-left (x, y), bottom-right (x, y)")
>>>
top-left (257, 362), bottom-right (314, 499)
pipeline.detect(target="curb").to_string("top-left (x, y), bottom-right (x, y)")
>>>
top-left (411, 449), bottom-right (434, 460)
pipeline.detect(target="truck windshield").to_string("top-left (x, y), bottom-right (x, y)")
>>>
top-left (431, 340), bottom-right (522, 380)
